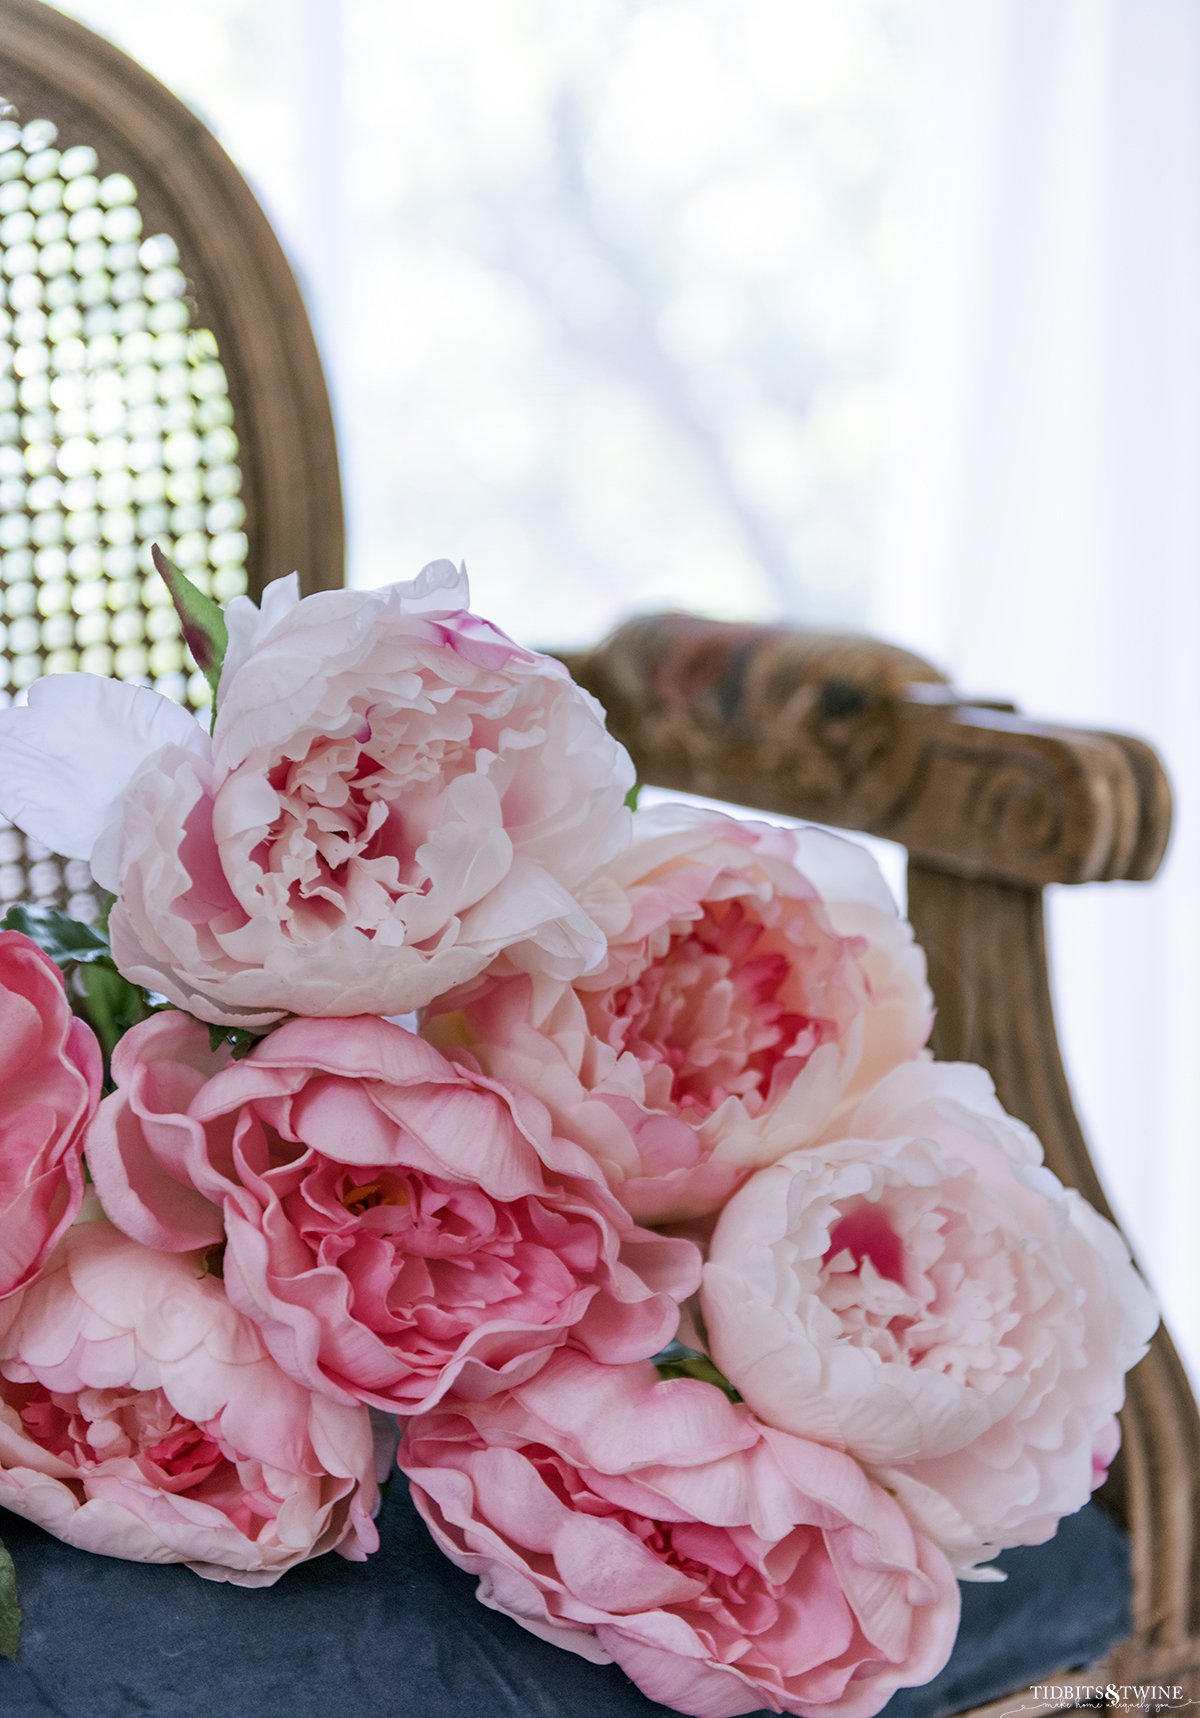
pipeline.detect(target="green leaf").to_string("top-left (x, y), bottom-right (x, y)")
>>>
top-left (651, 1339), bottom-right (742, 1402)
top-left (3, 902), bottom-right (112, 967)
top-left (76, 962), bottom-right (152, 1064)
top-left (625, 783), bottom-right (641, 811)
top-left (0, 1535), bottom-right (21, 1660)
top-left (151, 543), bottom-right (228, 700)
top-left (207, 1024), bottom-right (268, 1061)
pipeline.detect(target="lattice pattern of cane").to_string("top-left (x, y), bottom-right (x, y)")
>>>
top-left (0, 105), bottom-right (248, 918)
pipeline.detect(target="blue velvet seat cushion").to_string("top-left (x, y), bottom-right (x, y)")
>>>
top-left (0, 1484), bottom-right (1130, 1718)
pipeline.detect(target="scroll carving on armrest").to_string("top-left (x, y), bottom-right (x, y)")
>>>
top-left (559, 613), bottom-right (1172, 888)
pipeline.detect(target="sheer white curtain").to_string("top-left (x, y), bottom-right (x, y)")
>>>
top-left (54, 0), bottom-right (906, 647)
top-left (878, 0), bottom-right (1200, 1380)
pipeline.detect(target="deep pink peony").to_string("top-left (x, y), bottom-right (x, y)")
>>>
top-left (0, 563), bottom-right (634, 1028)
top-left (0, 1216), bottom-right (379, 1584)
top-left (0, 929), bottom-right (101, 1300)
top-left (429, 807), bottom-right (932, 1223)
top-left (400, 1351), bottom-right (959, 1718)
top-left (86, 1013), bottom-right (699, 1414)
top-left (701, 1061), bottom-right (1158, 1574)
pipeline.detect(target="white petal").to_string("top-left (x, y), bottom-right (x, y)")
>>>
top-left (0, 674), bottom-right (208, 861)
top-left (216, 562), bottom-right (466, 700)
top-left (218, 571), bottom-right (301, 695)
top-left (398, 559), bottom-right (470, 612)
top-left (791, 823), bottom-right (903, 917)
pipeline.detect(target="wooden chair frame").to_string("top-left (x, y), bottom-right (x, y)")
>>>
top-left (0, 0), bottom-right (343, 599)
top-left (562, 614), bottom-right (1200, 1705)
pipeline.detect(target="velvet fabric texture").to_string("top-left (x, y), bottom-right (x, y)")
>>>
top-left (0, 1485), bottom-right (1129, 1718)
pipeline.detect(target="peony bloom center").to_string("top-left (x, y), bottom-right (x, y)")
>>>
top-left (529, 1444), bottom-right (798, 1653)
top-left (280, 1161), bottom-right (602, 1366)
top-left (248, 709), bottom-right (478, 941)
top-left (11, 1379), bottom-right (232, 1498)
top-left (816, 1185), bottom-right (1023, 1387)
top-left (603, 899), bottom-right (840, 1117)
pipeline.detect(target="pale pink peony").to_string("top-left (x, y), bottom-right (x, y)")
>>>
top-left (0, 1216), bottom-right (379, 1584)
top-left (0, 563), bottom-right (634, 1028)
top-left (0, 930), bottom-right (101, 1300)
top-left (701, 1061), bottom-right (1158, 1575)
top-left (85, 1013), bottom-right (699, 1414)
top-left (401, 1350), bottom-right (959, 1718)
top-left (429, 806), bottom-right (932, 1223)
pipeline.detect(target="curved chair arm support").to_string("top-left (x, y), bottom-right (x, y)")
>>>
top-left (910, 866), bottom-right (1200, 1676)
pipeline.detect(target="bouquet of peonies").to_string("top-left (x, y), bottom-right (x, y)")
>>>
top-left (0, 559), bottom-right (1156, 1716)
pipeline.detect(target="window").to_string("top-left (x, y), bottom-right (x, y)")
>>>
top-left (55, 0), bottom-right (907, 644)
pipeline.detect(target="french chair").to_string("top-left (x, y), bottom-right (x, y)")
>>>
top-left (0, 2), bottom-right (1196, 1713)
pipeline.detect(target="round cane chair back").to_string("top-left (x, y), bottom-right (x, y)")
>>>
top-left (0, 0), bottom-right (343, 913)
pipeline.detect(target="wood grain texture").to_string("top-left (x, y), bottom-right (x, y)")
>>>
top-left (0, 0), bottom-right (343, 598)
top-left (572, 609), bottom-right (1198, 1701)
top-left (561, 612), bottom-right (1173, 886)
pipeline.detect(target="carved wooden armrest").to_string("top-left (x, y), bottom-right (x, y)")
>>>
top-left (559, 612), bottom-right (1171, 887)
top-left (562, 611), bottom-right (1199, 1689)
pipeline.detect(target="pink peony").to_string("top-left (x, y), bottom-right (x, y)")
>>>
top-left (429, 806), bottom-right (932, 1223)
top-left (85, 1013), bottom-right (699, 1414)
top-left (400, 1351), bottom-right (959, 1718)
top-left (0, 1216), bottom-right (379, 1584)
top-left (0, 929), bottom-right (101, 1300)
top-left (0, 563), bottom-right (634, 1028)
top-left (701, 1061), bottom-right (1158, 1574)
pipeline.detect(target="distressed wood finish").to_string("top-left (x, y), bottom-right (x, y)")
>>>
top-left (0, 0), bottom-right (343, 597)
top-left (563, 613), bottom-right (1169, 886)
top-left (563, 612), bottom-right (1200, 1695)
